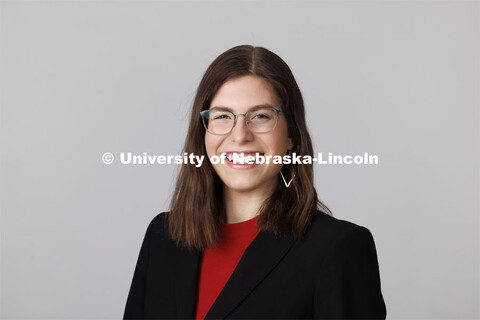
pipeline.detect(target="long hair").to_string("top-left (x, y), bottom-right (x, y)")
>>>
top-left (167, 45), bottom-right (331, 250)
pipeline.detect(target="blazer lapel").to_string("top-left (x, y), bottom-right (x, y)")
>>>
top-left (173, 230), bottom-right (295, 319)
top-left (204, 230), bottom-right (296, 319)
top-left (174, 244), bottom-right (201, 319)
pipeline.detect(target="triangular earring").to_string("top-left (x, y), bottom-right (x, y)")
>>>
top-left (280, 170), bottom-right (295, 188)
top-left (280, 149), bottom-right (294, 188)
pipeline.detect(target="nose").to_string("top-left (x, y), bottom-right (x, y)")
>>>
top-left (230, 114), bottom-right (253, 143)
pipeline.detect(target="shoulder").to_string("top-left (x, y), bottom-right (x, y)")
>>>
top-left (139, 212), bottom-right (182, 256)
top-left (308, 213), bottom-right (387, 318)
top-left (307, 210), bottom-right (366, 237)
top-left (304, 210), bottom-right (378, 256)
top-left (144, 211), bottom-right (170, 239)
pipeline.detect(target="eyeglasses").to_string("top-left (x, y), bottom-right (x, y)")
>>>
top-left (200, 106), bottom-right (282, 135)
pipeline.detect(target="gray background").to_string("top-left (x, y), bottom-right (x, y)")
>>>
top-left (1, 0), bottom-right (479, 319)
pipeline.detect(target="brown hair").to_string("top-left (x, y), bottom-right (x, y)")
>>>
top-left (166, 45), bottom-right (331, 250)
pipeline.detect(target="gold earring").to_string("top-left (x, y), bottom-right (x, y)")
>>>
top-left (280, 170), bottom-right (295, 188)
top-left (280, 149), bottom-right (294, 188)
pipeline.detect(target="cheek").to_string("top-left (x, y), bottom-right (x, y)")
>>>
top-left (268, 126), bottom-right (290, 152)
top-left (204, 135), bottom-right (221, 157)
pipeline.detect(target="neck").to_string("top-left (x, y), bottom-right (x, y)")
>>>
top-left (223, 183), bottom-right (275, 224)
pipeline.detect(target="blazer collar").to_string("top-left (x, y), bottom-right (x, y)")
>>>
top-left (174, 229), bottom-right (296, 319)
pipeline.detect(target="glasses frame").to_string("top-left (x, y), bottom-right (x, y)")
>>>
top-left (200, 106), bottom-right (282, 135)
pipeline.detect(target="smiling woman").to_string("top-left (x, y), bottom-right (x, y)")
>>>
top-left (123, 45), bottom-right (387, 319)
top-left (204, 75), bottom-right (293, 201)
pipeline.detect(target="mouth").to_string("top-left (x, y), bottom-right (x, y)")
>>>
top-left (220, 151), bottom-right (265, 168)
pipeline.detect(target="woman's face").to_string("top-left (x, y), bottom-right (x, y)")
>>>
top-left (205, 75), bottom-right (294, 194)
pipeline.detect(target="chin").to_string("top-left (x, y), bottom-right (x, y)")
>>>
top-left (223, 181), bottom-right (260, 193)
top-left (221, 175), bottom-right (276, 194)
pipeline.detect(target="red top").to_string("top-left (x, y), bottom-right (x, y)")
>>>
top-left (194, 215), bottom-right (262, 320)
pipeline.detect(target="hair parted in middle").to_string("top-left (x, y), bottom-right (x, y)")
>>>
top-left (166, 44), bottom-right (331, 251)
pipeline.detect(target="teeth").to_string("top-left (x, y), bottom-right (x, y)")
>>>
top-left (236, 156), bottom-right (246, 164)
top-left (222, 152), bottom-right (264, 164)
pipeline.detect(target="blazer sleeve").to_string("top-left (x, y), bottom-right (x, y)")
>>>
top-left (314, 226), bottom-right (387, 319)
top-left (123, 214), bottom-right (161, 319)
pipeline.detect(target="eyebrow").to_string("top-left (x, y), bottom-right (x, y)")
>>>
top-left (209, 104), bottom-right (277, 111)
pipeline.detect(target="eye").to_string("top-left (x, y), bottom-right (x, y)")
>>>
top-left (213, 114), bottom-right (232, 120)
top-left (249, 110), bottom-right (273, 121)
top-left (253, 113), bottom-right (270, 119)
top-left (209, 109), bottom-right (233, 120)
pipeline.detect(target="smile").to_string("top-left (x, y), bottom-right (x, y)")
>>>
top-left (220, 151), bottom-right (265, 168)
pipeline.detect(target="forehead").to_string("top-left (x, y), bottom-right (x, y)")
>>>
top-left (209, 75), bottom-right (279, 111)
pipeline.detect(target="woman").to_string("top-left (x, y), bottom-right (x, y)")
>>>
top-left (124, 45), bottom-right (387, 319)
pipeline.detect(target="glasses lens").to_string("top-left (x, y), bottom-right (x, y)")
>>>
top-left (247, 107), bottom-right (278, 133)
top-left (203, 109), bottom-right (234, 134)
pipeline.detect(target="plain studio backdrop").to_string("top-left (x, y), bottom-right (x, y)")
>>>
top-left (1, 1), bottom-right (478, 319)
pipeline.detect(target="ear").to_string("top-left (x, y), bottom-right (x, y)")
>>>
top-left (287, 136), bottom-right (294, 151)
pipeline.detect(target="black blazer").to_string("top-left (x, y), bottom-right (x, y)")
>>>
top-left (124, 211), bottom-right (387, 319)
